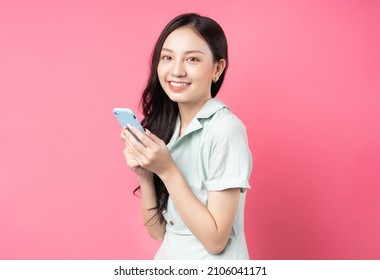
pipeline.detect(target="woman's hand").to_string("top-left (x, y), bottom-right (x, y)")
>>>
top-left (121, 124), bottom-right (175, 178)
top-left (121, 126), bottom-right (166, 240)
top-left (121, 129), bottom-right (151, 179)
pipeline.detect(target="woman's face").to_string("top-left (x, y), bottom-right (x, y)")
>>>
top-left (157, 27), bottom-right (223, 107)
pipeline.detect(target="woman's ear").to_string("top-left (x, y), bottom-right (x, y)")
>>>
top-left (213, 59), bottom-right (226, 83)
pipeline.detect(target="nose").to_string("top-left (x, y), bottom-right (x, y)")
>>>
top-left (170, 60), bottom-right (186, 77)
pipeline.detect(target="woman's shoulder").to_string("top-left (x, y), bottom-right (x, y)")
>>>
top-left (209, 106), bottom-right (247, 134)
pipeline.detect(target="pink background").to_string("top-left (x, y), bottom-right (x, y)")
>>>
top-left (1, 0), bottom-right (379, 259)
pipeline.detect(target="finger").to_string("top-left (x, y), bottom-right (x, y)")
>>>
top-left (145, 129), bottom-right (166, 146)
top-left (123, 128), bottom-right (150, 165)
top-left (125, 146), bottom-right (146, 167)
top-left (123, 127), bottom-right (144, 148)
top-left (124, 143), bottom-right (143, 165)
top-left (126, 124), bottom-right (166, 149)
top-left (120, 132), bottom-right (126, 140)
top-left (126, 124), bottom-right (154, 148)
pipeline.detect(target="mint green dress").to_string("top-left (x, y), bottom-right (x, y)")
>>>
top-left (154, 98), bottom-right (252, 260)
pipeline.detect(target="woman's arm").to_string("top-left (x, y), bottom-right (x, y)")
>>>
top-left (138, 173), bottom-right (166, 241)
top-left (122, 135), bottom-right (166, 241)
top-left (161, 164), bottom-right (240, 254)
top-left (124, 126), bottom-right (240, 254)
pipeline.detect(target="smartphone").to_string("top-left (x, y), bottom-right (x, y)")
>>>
top-left (113, 108), bottom-right (145, 141)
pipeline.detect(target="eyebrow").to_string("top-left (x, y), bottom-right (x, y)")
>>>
top-left (161, 48), bottom-right (205, 55)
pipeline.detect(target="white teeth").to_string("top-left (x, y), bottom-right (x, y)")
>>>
top-left (170, 82), bottom-right (189, 87)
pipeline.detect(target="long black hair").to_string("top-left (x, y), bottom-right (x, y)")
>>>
top-left (136, 13), bottom-right (229, 224)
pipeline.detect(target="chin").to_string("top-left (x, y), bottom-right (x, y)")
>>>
top-left (167, 96), bottom-right (189, 104)
top-left (165, 91), bottom-right (189, 103)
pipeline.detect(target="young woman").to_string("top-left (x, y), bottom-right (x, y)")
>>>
top-left (121, 13), bottom-right (252, 259)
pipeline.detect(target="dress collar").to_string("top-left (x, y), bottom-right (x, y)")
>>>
top-left (167, 98), bottom-right (228, 149)
top-left (195, 98), bottom-right (228, 119)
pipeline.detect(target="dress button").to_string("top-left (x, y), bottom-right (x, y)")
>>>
top-left (169, 221), bottom-right (174, 226)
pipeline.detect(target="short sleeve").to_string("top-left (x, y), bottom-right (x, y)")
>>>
top-left (204, 114), bottom-right (252, 192)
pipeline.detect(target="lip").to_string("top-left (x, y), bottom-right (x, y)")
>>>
top-left (167, 81), bottom-right (191, 91)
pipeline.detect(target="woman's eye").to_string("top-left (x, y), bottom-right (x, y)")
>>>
top-left (187, 57), bottom-right (199, 62)
top-left (161, 55), bottom-right (171, 60)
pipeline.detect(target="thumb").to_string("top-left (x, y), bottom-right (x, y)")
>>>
top-left (145, 129), bottom-right (165, 145)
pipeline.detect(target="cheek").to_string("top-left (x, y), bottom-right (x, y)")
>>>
top-left (191, 68), bottom-right (213, 84)
top-left (157, 63), bottom-right (163, 76)
top-left (157, 64), bottom-right (166, 82)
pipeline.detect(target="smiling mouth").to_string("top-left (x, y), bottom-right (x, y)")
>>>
top-left (169, 81), bottom-right (191, 87)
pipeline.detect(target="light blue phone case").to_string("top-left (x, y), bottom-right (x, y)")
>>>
top-left (113, 108), bottom-right (145, 135)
